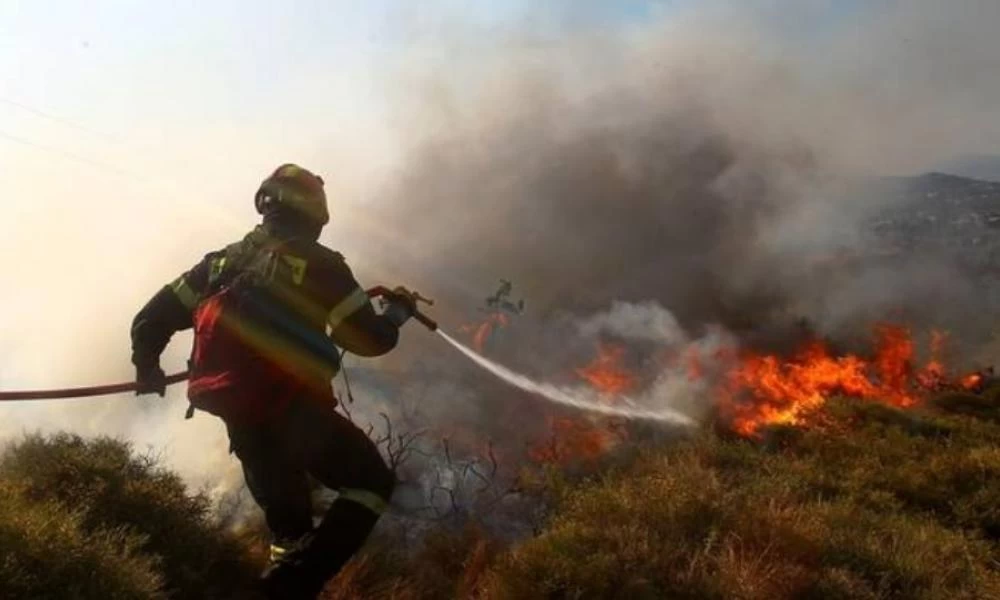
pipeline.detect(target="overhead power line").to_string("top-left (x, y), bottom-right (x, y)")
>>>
top-left (0, 96), bottom-right (118, 142)
top-left (0, 128), bottom-right (138, 180)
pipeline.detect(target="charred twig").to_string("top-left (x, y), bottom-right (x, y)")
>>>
top-left (337, 396), bottom-right (355, 423)
top-left (369, 412), bottom-right (426, 473)
top-left (486, 440), bottom-right (498, 478)
top-left (376, 412), bottom-right (393, 445)
top-left (408, 437), bottom-right (515, 520)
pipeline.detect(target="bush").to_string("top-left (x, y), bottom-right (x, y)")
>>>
top-left (0, 433), bottom-right (260, 599)
top-left (0, 481), bottom-right (164, 599)
top-left (483, 398), bottom-right (1000, 600)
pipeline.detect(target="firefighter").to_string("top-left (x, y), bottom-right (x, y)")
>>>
top-left (130, 164), bottom-right (415, 599)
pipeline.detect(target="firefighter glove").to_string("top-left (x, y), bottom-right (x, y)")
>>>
top-left (135, 362), bottom-right (167, 397)
top-left (384, 288), bottom-right (416, 327)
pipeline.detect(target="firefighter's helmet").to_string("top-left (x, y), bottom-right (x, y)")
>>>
top-left (254, 164), bottom-right (329, 226)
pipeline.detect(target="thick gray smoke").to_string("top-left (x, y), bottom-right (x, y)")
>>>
top-left (360, 0), bottom-right (1000, 353)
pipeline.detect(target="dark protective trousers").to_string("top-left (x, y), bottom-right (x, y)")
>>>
top-left (225, 398), bottom-right (395, 598)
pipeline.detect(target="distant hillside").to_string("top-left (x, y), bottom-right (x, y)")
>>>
top-left (935, 154), bottom-right (1000, 183)
top-left (855, 172), bottom-right (1000, 274)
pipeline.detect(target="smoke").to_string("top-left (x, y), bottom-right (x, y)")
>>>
top-left (577, 301), bottom-right (687, 344)
top-left (363, 0), bottom-right (1000, 348)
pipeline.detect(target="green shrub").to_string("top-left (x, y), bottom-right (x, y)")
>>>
top-left (0, 433), bottom-right (259, 599)
top-left (0, 481), bottom-right (164, 599)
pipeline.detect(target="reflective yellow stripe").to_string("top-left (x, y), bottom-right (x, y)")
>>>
top-left (282, 255), bottom-right (307, 285)
top-left (338, 488), bottom-right (389, 514)
top-left (327, 287), bottom-right (368, 330)
top-left (169, 277), bottom-right (199, 310)
top-left (269, 544), bottom-right (289, 564)
top-left (209, 257), bottom-right (227, 283)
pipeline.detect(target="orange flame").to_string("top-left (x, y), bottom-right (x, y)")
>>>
top-left (529, 323), bottom-right (988, 458)
top-left (961, 372), bottom-right (984, 391)
top-left (528, 344), bottom-right (635, 465)
top-left (574, 343), bottom-right (637, 397)
top-left (459, 312), bottom-right (510, 352)
top-left (718, 324), bottom-right (975, 438)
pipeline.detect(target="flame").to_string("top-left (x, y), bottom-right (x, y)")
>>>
top-left (961, 372), bottom-right (984, 391)
top-left (717, 324), bottom-right (980, 438)
top-left (528, 344), bottom-right (635, 465)
top-left (527, 322), bottom-right (990, 458)
top-left (574, 343), bottom-right (637, 397)
top-left (459, 312), bottom-right (510, 352)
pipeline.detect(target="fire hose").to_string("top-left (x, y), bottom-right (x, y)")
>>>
top-left (0, 286), bottom-right (436, 402)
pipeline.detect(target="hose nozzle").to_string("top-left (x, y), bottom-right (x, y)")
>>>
top-left (366, 285), bottom-right (439, 331)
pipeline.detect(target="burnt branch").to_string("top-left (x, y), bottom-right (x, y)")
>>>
top-left (403, 436), bottom-right (518, 522)
top-left (370, 412), bottom-right (427, 474)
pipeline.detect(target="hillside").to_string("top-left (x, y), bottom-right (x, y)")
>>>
top-left (324, 392), bottom-right (1000, 599)
top-left (4, 387), bottom-right (997, 599)
top-left (868, 173), bottom-right (1000, 260)
top-left (935, 155), bottom-right (1000, 183)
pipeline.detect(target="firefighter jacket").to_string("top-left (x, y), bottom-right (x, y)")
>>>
top-left (130, 224), bottom-right (399, 422)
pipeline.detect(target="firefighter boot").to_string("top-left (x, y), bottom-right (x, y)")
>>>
top-left (259, 497), bottom-right (383, 600)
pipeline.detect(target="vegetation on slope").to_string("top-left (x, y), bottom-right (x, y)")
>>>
top-left (329, 393), bottom-right (1000, 599)
top-left (2, 390), bottom-right (999, 599)
top-left (0, 433), bottom-right (260, 599)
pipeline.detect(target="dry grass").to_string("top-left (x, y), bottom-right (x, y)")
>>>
top-left (3, 392), bottom-right (999, 599)
top-left (484, 397), bottom-right (1000, 599)
top-left (323, 395), bottom-right (1000, 599)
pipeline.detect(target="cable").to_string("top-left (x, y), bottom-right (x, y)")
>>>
top-left (0, 128), bottom-right (139, 180)
top-left (0, 96), bottom-right (117, 142)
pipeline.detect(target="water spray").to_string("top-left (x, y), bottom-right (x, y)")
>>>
top-left (371, 287), bottom-right (693, 425)
top-left (436, 330), bottom-right (694, 425)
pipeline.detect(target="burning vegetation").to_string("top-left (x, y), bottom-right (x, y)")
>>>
top-left (463, 311), bottom-right (993, 453)
top-left (717, 324), bottom-right (988, 438)
top-left (319, 381), bottom-right (1000, 599)
top-left (459, 312), bottom-right (511, 353)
